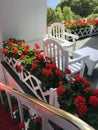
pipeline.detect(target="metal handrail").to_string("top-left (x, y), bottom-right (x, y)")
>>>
top-left (0, 82), bottom-right (95, 130)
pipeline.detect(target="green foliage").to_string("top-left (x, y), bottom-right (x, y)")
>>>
top-left (57, 74), bottom-right (98, 129)
top-left (47, 0), bottom-right (98, 24)
top-left (47, 7), bottom-right (57, 24)
top-left (62, 6), bottom-right (74, 21)
top-left (87, 13), bottom-right (98, 19)
top-left (27, 115), bottom-right (42, 130)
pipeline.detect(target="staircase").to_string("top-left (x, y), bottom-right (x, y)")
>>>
top-left (0, 105), bottom-right (21, 130)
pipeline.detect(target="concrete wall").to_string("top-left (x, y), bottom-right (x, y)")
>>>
top-left (0, 0), bottom-right (47, 46)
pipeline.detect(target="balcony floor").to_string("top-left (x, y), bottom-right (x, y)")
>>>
top-left (73, 35), bottom-right (98, 88)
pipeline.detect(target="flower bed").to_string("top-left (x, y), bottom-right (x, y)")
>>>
top-left (62, 19), bottom-right (98, 38)
top-left (2, 38), bottom-right (65, 105)
top-left (2, 38), bottom-right (98, 129)
top-left (56, 74), bottom-right (98, 129)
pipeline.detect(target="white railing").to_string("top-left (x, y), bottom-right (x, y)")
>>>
top-left (67, 25), bottom-right (98, 38)
top-left (3, 56), bottom-right (56, 105)
top-left (0, 82), bottom-right (95, 130)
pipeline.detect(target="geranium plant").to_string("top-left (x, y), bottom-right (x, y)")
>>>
top-left (2, 38), bottom-right (65, 90)
top-left (2, 38), bottom-right (98, 129)
top-left (62, 19), bottom-right (98, 31)
top-left (56, 74), bottom-right (98, 129)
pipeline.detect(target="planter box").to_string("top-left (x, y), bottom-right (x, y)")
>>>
top-left (3, 55), bottom-right (57, 106)
top-left (67, 25), bottom-right (98, 39)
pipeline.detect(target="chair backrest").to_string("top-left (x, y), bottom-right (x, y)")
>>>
top-left (43, 38), bottom-right (68, 73)
top-left (48, 23), bottom-right (65, 40)
top-left (43, 38), bottom-right (89, 77)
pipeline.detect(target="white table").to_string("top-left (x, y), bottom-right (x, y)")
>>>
top-left (73, 46), bottom-right (98, 76)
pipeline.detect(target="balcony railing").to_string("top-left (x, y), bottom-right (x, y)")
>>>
top-left (0, 82), bottom-right (95, 130)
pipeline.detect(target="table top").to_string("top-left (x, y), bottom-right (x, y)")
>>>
top-left (73, 46), bottom-right (98, 62)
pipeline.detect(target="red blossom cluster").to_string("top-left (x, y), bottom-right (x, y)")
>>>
top-left (74, 96), bottom-right (87, 116)
top-left (19, 122), bottom-right (25, 129)
top-left (57, 73), bottom-right (98, 117)
top-left (89, 96), bottom-right (98, 107)
top-left (35, 116), bottom-right (42, 123)
top-left (71, 74), bottom-right (91, 88)
top-left (62, 19), bottom-right (98, 29)
top-left (56, 86), bottom-right (66, 95)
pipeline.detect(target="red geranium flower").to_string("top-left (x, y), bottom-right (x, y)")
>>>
top-left (19, 122), bottom-right (25, 129)
top-left (34, 50), bottom-right (40, 55)
top-left (45, 63), bottom-right (56, 69)
top-left (65, 68), bottom-right (72, 74)
top-left (45, 56), bottom-right (52, 61)
top-left (59, 81), bottom-right (63, 86)
top-left (24, 45), bottom-right (30, 49)
top-left (55, 69), bottom-right (64, 77)
top-left (89, 96), bottom-right (98, 107)
top-left (38, 54), bottom-right (44, 60)
top-left (35, 116), bottom-right (42, 122)
top-left (2, 48), bottom-right (7, 53)
top-left (34, 43), bottom-right (40, 49)
top-left (42, 69), bottom-right (53, 77)
top-left (93, 89), bottom-right (98, 97)
top-left (77, 105), bottom-right (88, 116)
top-left (12, 49), bottom-right (18, 54)
top-left (84, 87), bottom-right (91, 93)
top-left (74, 96), bottom-right (86, 106)
top-left (16, 64), bottom-right (22, 72)
top-left (56, 87), bottom-right (66, 95)
top-left (20, 54), bottom-right (26, 59)
top-left (13, 104), bottom-right (18, 111)
top-left (31, 63), bottom-right (38, 70)
top-left (23, 48), bottom-right (28, 53)
top-left (18, 41), bottom-right (23, 46)
top-left (34, 59), bottom-right (40, 63)
top-left (8, 41), bottom-right (14, 46)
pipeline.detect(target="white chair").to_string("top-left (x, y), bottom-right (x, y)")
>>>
top-left (47, 22), bottom-right (79, 55)
top-left (43, 38), bottom-right (89, 78)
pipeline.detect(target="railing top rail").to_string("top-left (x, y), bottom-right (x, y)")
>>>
top-left (0, 82), bottom-right (95, 130)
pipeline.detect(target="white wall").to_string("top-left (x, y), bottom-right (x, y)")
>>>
top-left (0, 0), bottom-right (47, 45)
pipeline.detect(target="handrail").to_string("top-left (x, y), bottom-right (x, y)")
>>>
top-left (0, 82), bottom-right (95, 130)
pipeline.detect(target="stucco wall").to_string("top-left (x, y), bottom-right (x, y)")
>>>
top-left (0, 0), bottom-right (46, 46)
